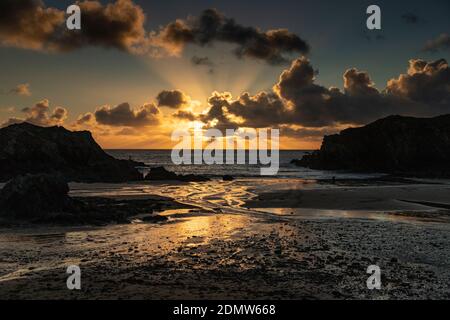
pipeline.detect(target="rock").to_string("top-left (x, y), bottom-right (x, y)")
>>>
top-left (0, 122), bottom-right (143, 182)
top-left (141, 215), bottom-right (168, 223)
top-left (0, 174), bottom-right (80, 219)
top-left (223, 175), bottom-right (234, 181)
top-left (144, 166), bottom-right (209, 182)
top-left (293, 115), bottom-right (450, 177)
top-left (180, 174), bottom-right (210, 182)
top-left (145, 166), bottom-right (179, 180)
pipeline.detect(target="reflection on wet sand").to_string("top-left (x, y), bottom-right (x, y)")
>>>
top-left (1, 178), bottom-right (450, 299)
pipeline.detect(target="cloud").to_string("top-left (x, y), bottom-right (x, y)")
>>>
top-left (9, 83), bottom-right (31, 96)
top-left (423, 33), bottom-right (450, 52)
top-left (55, 0), bottom-right (147, 53)
top-left (150, 8), bottom-right (309, 64)
top-left (172, 110), bottom-right (197, 121)
top-left (343, 68), bottom-right (379, 96)
top-left (193, 57), bottom-right (450, 135)
top-left (1, 99), bottom-right (68, 127)
top-left (94, 102), bottom-right (160, 127)
top-left (191, 56), bottom-right (214, 67)
top-left (401, 13), bottom-right (423, 24)
top-left (0, 2), bottom-right (309, 64)
top-left (0, 118), bottom-right (25, 128)
top-left (115, 127), bottom-right (137, 135)
top-left (271, 57), bottom-right (448, 127)
top-left (76, 112), bottom-right (95, 125)
top-left (0, 0), bottom-right (65, 51)
top-left (0, 0), bottom-right (147, 53)
top-left (279, 126), bottom-right (339, 141)
top-left (385, 58), bottom-right (450, 106)
top-left (50, 106), bottom-right (68, 122)
top-left (199, 91), bottom-right (286, 129)
top-left (156, 89), bottom-right (190, 108)
top-left (191, 55), bottom-right (215, 73)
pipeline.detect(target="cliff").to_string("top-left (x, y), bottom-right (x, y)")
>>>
top-left (294, 115), bottom-right (450, 176)
top-left (0, 122), bottom-right (143, 182)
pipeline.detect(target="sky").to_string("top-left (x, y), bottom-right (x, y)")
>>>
top-left (0, 0), bottom-right (449, 149)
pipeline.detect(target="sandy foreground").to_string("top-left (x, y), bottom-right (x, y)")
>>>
top-left (0, 178), bottom-right (449, 299)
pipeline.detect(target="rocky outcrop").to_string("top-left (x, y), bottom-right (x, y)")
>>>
top-left (294, 115), bottom-right (450, 176)
top-left (0, 174), bottom-right (192, 225)
top-left (144, 166), bottom-right (209, 182)
top-left (0, 174), bottom-right (81, 220)
top-left (223, 175), bottom-right (234, 181)
top-left (0, 122), bottom-right (143, 182)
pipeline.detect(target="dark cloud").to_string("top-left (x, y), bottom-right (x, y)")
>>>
top-left (1, 99), bottom-right (68, 127)
top-left (94, 102), bottom-right (160, 127)
top-left (191, 55), bottom-right (215, 73)
top-left (76, 112), bottom-right (94, 125)
top-left (156, 90), bottom-right (190, 108)
top-left (50, 106), bottom-right (68, 122)
top-left (195, 57), bottom-right (450, 135)
top-left (0, 3), bottom-right (309, 64)
top-left (343, 68), bottom-right (379, 96)
top-left (172, 110), bottom-right (196, 121)
top-left (152, 8), bottom-right (309, 65)
top-left (20, 99), bottom-right (68, 126)
top-left (272, 57), bottom-right (448, 127)
top-left (197, 92), bottom-right (239, 131)
top-left (0, 0), bottom-right (147, 53)
top-left (55, 0), bottom-right (147, 53)
top-left (0, 0), bottom-right (64, 51)
top-left (385, 59), bottom-right (450, 106)
top-left (191, 56), bottom-right (214, 67)
top-left (280, 126), bottom-right (338, 141)
top-left (423, 33), bottom-right (450, 53)
top-left (199, 91), bottom-right (286, 129)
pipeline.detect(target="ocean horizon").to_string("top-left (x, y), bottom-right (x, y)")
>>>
top-left (106, 149), bottom-right (383, 180)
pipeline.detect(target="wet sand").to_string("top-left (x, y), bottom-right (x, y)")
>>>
top-left (0, 178), bottom-right (449, 299)
top-left (245, 179), bottom-right (450, 211)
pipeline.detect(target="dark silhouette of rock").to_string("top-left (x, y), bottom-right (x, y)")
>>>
top-left (223, 175), bottom-right (234, 181)
top-left (0, 174), bottom-right (192, 225)
top-left (145, 166), bottom-right (179, 180)
top-left (0, 122), bottom-right (143, 182)
top-left (293, 115), bottom-right (450, 177)
top-left (144, 166), bottom-right (209, 182)
top-left (0, 174), bottom-right (80, 219)
top-left (141, 214), bottom-right (168, 223)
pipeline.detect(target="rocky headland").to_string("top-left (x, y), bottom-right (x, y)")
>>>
top-left (293, 115), bottom-right (450, 177)
top-left (0, 122), bottom-right (144, 183)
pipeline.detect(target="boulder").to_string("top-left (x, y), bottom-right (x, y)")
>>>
top-left (0, 174), bottom-right (80, 219)
top-left (0, 122), bottom-right (143, 182)
top-left (144, 166), bottom-right (209, 182)
top-left (294, 115), bottom-right (450, 177)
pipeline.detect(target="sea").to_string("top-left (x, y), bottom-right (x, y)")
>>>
top-left (106, 149), bottom-right (382, 180)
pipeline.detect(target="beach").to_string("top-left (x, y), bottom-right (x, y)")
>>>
top-left (0, 177), bottom-right (449, 299)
